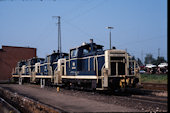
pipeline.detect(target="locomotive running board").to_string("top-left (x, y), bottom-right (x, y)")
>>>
top-left (35, 76), bottom-right (53, 78)
top-left (61, 75), bottom-right (98, 79)
top-left (12, 75), bottom-right (19, 78)
top-left (96, 88), bottom-right (108, 90)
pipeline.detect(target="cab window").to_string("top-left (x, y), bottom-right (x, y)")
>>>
top-left (83, 48), bottom-right (89, 55)
top-left (70, 49), bottom-right (77, 58)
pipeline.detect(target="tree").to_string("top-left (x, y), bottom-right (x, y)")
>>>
top-left (156, 57), bottom-right (167, 65)
top-left (137, 58), bottom-right (143, 66)
top-left (144, 54), bottom-right (156, 65)
top-left (144, 54), bottom-right (167, 65)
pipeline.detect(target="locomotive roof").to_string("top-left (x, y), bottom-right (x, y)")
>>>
top-left (70, 42), bottom-right (103, 50)
top-left (47, 52), bottom-right (68, 57)
top-left (29, 57), bottom-right (45, 60)
top-left (19, 57), bottom-right (44, 62)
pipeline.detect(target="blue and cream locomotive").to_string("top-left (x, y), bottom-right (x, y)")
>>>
top-left (12, 39), bottom-right (139, 90)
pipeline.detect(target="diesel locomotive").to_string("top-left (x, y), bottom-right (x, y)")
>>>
top-left (12, 39), bottom-right (140, 90)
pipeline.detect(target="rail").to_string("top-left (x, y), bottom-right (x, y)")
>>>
top-left (141, 83), bottom-right (167, 91)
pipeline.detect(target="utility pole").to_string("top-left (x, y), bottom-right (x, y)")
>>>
top-left (141, 50), bottom-right (143, 65)
top-left (52, 16), bottom-right (61, 53)
top-left (158, 48), bottom-right (160, 58)
top-left (106, 27), bottom-right (114, 49)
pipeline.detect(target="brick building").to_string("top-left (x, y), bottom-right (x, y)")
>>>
top-left (0, 45), bottom-right (36, 81)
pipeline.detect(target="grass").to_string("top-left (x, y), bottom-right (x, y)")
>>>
top-left (139, 74), bottom-right (168, 84)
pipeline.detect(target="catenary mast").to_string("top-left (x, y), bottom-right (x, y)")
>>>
top-left (53, 16), bottom-right (61, 53)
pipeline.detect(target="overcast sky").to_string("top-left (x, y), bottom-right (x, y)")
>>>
top-left (0, 0), bottom-right (167, 63)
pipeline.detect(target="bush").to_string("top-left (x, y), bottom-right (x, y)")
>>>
top-left (140, 74), bottom-right (167, 84)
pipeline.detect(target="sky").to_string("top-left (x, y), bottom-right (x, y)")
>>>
top-left (0, 0), bottom-right (167, 63)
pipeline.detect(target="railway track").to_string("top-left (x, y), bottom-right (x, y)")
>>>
top-left (1, 84), bottom-right (167, 112)
top-left (130, 95), bottom-right (167, 106)
top-left (0, 97), bottom-right (20, 113)
top-left (141, 83), bottom-right (167, 91)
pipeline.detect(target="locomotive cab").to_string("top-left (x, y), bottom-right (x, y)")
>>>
top-left (50, 52), bottom-right (68, 74)
top-left (68, 39), bottom-right (104, 75)
top-left (12, 60), bottom-right (26, 77)
top-left (27, 57), bottom-right (44, 83)
top-left (34, 58), bottom-right (45, 75)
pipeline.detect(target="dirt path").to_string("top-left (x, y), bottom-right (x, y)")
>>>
top-left (0, 84), bottom-right (139, 112)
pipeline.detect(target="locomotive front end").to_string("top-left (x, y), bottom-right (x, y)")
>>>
top-left (101, 49), bottom-right (139, 90)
